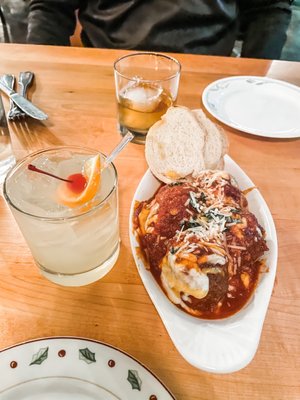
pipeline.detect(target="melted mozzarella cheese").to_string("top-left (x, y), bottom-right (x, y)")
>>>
top-left (161, 253), bottom-right (209, 302)
top-left (206, 253), bottom-right (226, 265)
top-left (138, 201), bottom-right (159, 235)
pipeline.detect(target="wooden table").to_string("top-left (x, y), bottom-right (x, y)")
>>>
top-left (0, 44), bottom-right (299, 400)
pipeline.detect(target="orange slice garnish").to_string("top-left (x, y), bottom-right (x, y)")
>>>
top-left (56, 154), bottom-right (101, 208)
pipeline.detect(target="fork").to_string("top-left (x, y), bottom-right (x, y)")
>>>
top-left (7, 71), bottom-right (34, 120)
top-left (1, 74), bottom-right (15, 119)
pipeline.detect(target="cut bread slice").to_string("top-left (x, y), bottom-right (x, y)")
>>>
top-left (145, 105), bottom-right (229, 183)
top-left (145, 106), bottom-right (206, 184)
top-left (192, 109), bottom-right (228, 170)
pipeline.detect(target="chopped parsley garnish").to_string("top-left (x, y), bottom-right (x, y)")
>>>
top-left (170, 247), bottom-right (177, 254)
top-left (200, 192), bottom-right (207, 203)
top-left (185, 220), bottom-right (201, 229)
top-left (169, 182), bottom-right (183, 187)
top-left (231, 208), bottom-right (241, 214)
top-left (204, 208), bottom-right (221, 221)
top-left (227, 217), bottom-right (242, 224)
top-left (204, 208), bottom-right (241, 226)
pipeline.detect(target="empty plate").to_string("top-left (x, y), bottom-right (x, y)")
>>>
top-left (202, 76), bottom-right (300, 138)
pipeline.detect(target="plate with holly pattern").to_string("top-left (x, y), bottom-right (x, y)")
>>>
top-left (0, 337), bottom-right (175, 399)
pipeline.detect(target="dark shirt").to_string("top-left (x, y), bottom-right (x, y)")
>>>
top-left (27, 0), bottom-right (292, 59)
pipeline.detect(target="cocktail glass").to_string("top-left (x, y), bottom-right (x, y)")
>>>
top-left (3, 146), bottom-right (119, 286)
top-left (114, 52), bottom-right (181, 144)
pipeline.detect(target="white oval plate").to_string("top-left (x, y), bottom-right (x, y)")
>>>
top-left (202, 76), bottom-right (300, 138)
top-left (129, 155), bottom-right (278, 373)
top-left (0, 337), bottom-right (175, 399)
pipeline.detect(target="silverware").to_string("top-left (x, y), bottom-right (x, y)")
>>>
top-left (0, 93), bottom-right (10, 136)
top-left (0, 93), bottom-right (16, 183)
top-left (7, 72), bottom-right (34, 120)
top-left (1, 74), bottom-right (16, 120)
top-left (0, 75), bottom-right (48, 121)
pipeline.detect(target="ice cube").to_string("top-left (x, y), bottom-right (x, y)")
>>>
top-left (120, 82), bottom-right (163, 112)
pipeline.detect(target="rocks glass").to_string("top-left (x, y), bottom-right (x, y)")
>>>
top-left (114, 52), bottom-right (181, 144)
top-left (3, 146), bottom-right (120, 286)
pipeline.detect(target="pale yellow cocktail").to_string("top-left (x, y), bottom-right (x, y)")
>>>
top-left (4, 146), bottom-right (119, 286)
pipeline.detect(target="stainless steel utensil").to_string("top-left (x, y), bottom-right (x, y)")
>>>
top-left (1, 74), bottom-right (16, 120)
top-left (0, 93), bottom-right (16, 183)
top-left (0, 75), bottom-right (48, 121)
top-left (0, 93), bottom-right (10, 136)
top-left (7, 71), bottom-right (34, 120)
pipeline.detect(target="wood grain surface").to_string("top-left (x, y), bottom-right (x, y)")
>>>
top-left (0, 44), bottom-right (299, 400)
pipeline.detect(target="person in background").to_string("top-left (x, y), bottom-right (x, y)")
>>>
top-left (0, 0), bottom-right (28, 43)
top-left (26, 0), bottom-right (292, 60)
top-left (281, 0), bottom-right (300, 60)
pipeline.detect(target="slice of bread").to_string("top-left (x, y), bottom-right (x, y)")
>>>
top-left (145, 106), bottom-right (228, 183)
top-left (192, 109), bottom-right (228, 170)
top-left (145, 106), bottom-right (206, 184)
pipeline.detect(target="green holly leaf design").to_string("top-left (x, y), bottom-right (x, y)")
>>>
top-left (127, 369), bottom-right (142, 391)
top-left (79, 347), bottom-right (96, 364)
top-left (29, 347), bottom-right (49, 366)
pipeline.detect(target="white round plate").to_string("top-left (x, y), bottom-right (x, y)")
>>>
top-left (202, 76), bottom-right (300, 138)
top-left (0, 337), bottom-right (174, 399)
top-left (129, 155), bottom-right (278, 374)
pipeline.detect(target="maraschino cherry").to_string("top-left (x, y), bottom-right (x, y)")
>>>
top-left (28, 164), bottom-right (87, 194)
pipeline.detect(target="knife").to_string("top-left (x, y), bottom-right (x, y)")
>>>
top-left (0, 94), bottom-right (16, 182)
top-left (0, 93), bottom-right (10, 137)
top-left (0, 76), bottom-right (48, 121)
